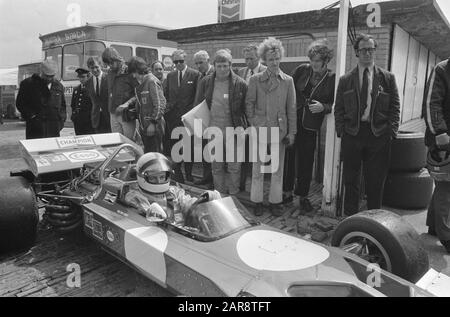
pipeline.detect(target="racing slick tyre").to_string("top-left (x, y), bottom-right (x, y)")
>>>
top-left (332, 210), bottom-right (429, 283)
top-left (0, 177), bottom-right (39, 253)
top-left (383, 169), bottom-right (433, 209)
top-left (390, 131), bottom-right (427, 172)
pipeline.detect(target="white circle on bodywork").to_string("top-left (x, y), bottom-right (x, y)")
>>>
top-left (236, 230), bottom-right (330, 272)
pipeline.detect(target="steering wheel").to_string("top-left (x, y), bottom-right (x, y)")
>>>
top-left (184, 193), bottom-right (210, 229)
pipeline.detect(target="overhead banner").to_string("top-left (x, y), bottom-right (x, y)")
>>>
top-left (218, 0), bottom-right (246, 23)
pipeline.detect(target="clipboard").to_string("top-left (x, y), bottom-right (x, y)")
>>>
top-left (181, 100), bottom-right (210, 138)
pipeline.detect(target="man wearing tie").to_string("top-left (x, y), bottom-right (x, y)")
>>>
top-left (335, 34), bottom-right (400, 216)
top-left (86, 57), bottom-right (111, 134)
top-left (238, 44), bottom-right (267, 83)
top-left (164, 50), bottom-right (201, 183)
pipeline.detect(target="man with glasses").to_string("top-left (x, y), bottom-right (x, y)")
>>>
top-left (335, 33), bottom-right (400, 216)
top-left (16, 60), bottom-right (67, 139)
top-left (164, 50), bottom-right (201, 183)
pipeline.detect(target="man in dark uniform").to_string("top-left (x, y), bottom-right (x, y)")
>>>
top-left (16, 60), bottom-right (66, 139)
top-left (71, 68), bottom-right (95, 136)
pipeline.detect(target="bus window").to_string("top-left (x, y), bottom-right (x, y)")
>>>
top-left (111, 45), bottom-right (132, 62)
top-left (44, 47), bottom-right (62, 79)
top-left (136, 47), bottom-right (158, 65)
top-left (84, 41), bottom-right (106, 66)
top-left (63, 43), bottom-right (84, 81)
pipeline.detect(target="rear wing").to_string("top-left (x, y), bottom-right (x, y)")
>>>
top-left (20, 133), bottom-right (138, 177)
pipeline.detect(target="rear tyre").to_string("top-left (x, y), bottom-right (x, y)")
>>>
top-left (0, 177), bottom-right (39, 253)
top-left (383, 169), bottom-right (433, 209)
top-left (390, 131), bottom-right (427, 172)
top-left (332, 210), bottom-right (429, 283)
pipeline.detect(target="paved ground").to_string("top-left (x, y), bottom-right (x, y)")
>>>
top-left (0, 121), bottom-right (448, 297)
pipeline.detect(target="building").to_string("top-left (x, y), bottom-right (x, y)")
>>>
top-left (158, 0), bottom-right (450, 181)
top-left (0, 68), bottom-right (18, 119)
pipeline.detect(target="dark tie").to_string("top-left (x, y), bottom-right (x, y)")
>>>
top-left (360, 68), bottom-right (369, 115)
top-left (96, 76), bottom-right (100, 97)
top-left (250, 69), bottom-right (254, 76)
top-left (179, 71), bottom-right (183, 87)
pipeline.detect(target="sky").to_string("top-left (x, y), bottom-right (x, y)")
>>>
top-left (1, 0), bottom-right (450, 68)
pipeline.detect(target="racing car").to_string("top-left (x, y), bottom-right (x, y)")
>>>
top-left (0, 133), bottom-right (449, 297)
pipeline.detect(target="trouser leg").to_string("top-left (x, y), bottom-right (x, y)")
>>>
top-left (296, 128), bottom-right (317, 197)
top-left (250, 158), bottom-right (264, 204)
top-left (342, 133), bottom-right (363, 216)
top-left (432, 181), bottom-right (450, 242)
top-left (283, 144), bottom-right (296, 193)
top-left (269, 143), bottom-right (285, 205)
top-left (363, 132), bottom-right (392, 210)
top-left (212, 161), bottom-right (227, 194)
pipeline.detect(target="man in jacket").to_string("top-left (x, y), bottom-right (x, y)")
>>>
top-left (195, 49), bottom-right (248, 195)
top-left (335, 34), bottom-right (400, 216)
top-left (71, 68), bottom-right (95, 136)
top-left (86, 57), bottom-right (111, 134)
top-left (16, 60), bottom-right (66, 139)
top-left (193, 50), bottom-right (215, 187)
top-left (238, 44), bottom-right (267, 84)
top-left (164, 50), bottom-right (201, 183)
top-left (423, 58), bottom-right (450, 254)
top-left (103, 47), bottom-right (139, 140)
top-left (129, 57), bottom-right (166, 153)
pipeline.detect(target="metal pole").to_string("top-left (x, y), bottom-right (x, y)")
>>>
top-left (322, 0), bottom-right (349, 217)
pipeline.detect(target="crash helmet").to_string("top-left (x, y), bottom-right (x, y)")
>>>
top-left (136, 152), bottom-right (173, 194)
top-left (427, 148), bottom-right (450, 182)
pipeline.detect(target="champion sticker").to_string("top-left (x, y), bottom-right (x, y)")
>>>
top-left (57, 136), bottom-right (96, 149)
top-left (63, 150), bottom-right (105, 163)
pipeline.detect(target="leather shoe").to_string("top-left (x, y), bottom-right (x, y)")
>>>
top-left (428, 227), bottom-right (437, 237)
top-left (254, 203), bottom-right (264, 217)
top-left (299, 198), bottom-right (314, 215)
top-left (441, 240), bottom-right (450, 254)
top-left (270, 204), bottom-right (285, 217)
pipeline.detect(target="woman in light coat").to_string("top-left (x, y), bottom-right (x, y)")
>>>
top-left (245, 38), bottom-right (297, 216)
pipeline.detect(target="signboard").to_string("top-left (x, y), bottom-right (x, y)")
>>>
top-left (40, 26), bottom-right (105, 49)
top-left (218, 0), bottom-right (246, 23)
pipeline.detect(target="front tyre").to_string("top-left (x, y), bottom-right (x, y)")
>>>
top-left (332, 210), bottom-right (429, 283)
top-left (0, 177), bottom-right (39, 254)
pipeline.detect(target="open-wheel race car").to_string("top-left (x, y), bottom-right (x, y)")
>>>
top-left (1, 133), bottom-right (450, 297)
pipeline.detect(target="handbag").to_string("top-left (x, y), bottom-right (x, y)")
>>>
top-left (302, 99), bottom-right (325, 131)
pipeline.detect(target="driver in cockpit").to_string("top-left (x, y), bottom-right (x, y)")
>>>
top-left (124, 152), bottom-right (221, 224)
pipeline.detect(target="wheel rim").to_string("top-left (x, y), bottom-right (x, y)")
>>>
top-left (340, 232), bottom-right (393, 273)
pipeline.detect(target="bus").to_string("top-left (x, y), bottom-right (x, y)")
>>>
top-left (39, 21), bottom-right (178, 112)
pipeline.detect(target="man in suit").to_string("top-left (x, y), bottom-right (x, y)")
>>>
top-left (16, 60), bottom-right (66, 139)
top-left (164, 50), bottom-right (201, 183)
top-left (86, 57), bottom-right (111, 134)
top-left (238, 44), bottom-right (267, 84)
top-left (335, 34), bottom-right (400, 216)
top-left (193, 50), bottom-right (215, 187)
top-left (71, 68), bottom-right (95, 135)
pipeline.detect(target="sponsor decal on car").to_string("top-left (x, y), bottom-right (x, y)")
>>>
top-left (57, 136), bottom-right (96, 149)
top-left (63, 150), bottom-right (106, 163)
top-left (84, 211), bottom-right (94, 230)
top-left (36, 158), bottom-right (51, 167)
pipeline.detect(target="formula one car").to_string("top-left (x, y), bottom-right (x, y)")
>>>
top-left (1, 133), bottom-right (449, 297)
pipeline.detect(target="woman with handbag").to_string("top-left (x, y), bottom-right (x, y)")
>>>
top-left (128, 57), bottom-right (166, 153)
top-left (283, 40), bottom-right (336, 214)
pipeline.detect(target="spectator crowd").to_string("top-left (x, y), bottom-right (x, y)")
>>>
top-left (16, 33), bottom-right (450, 254)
